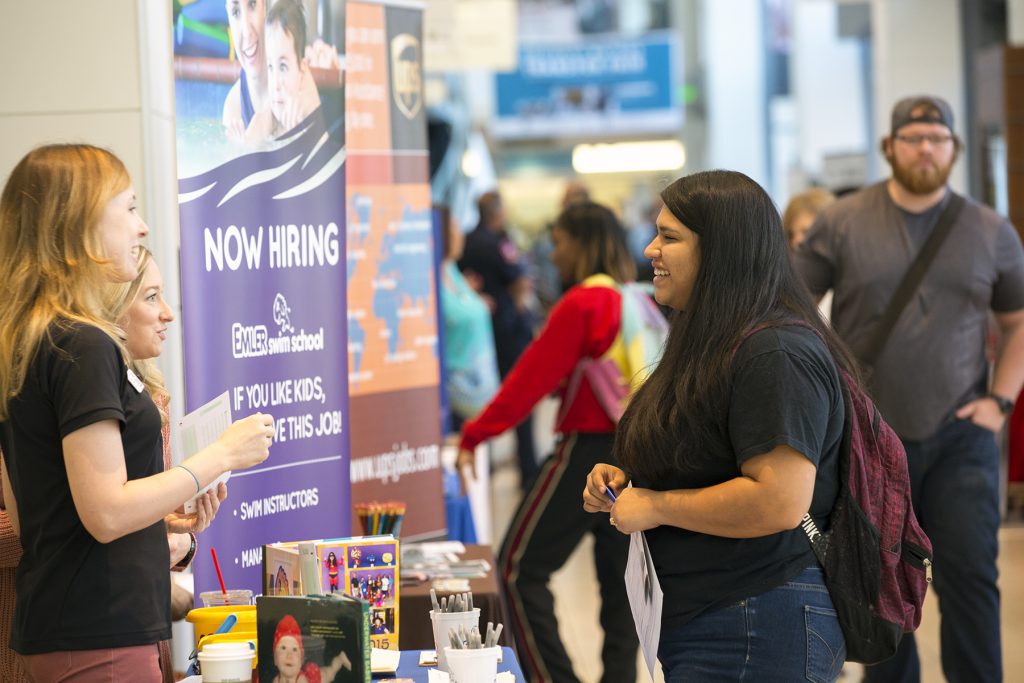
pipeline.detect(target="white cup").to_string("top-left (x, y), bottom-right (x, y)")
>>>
top-left (444, 645), bottom-right (500, 683)
top-left (197, 641), bottom-right (254, 683)
top-left (429, 607), bottom-right (480, 672)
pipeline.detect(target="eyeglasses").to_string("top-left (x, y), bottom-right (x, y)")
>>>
top-left (894, 133), bottom-right (953, 146)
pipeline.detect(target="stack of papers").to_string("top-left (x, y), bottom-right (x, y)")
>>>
top-left (401, 542), bottom-right (490, 579)
top-left (371, 647), bottom-right (401, 675)
top-left (426, 671), bottom-right (515, 682)
top-left (401, 541), bottom-right (466, 564)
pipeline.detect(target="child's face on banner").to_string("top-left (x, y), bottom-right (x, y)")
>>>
top-left (267, 23), bottom-right (304, 125)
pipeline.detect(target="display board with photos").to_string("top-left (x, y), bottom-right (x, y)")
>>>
top-left (263, 534), bottom-right (400, 651)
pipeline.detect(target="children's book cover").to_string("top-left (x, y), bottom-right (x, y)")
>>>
top-left (263, 543), bottom-right (301, 596)
top-left (264, 535), bottom-right (399, 650)
top-left (257, 593), bottom-right (370, 683)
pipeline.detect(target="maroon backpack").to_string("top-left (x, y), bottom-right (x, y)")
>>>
top-left (740, 323), bottom-right (933, 664)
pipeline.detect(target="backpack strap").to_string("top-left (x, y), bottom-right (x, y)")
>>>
top-left (557, 359), bottom-right (590, 426)
top-left (556, 275), bottom-right (623, 426)
top-left (860, 192), bottom-right (965, 368)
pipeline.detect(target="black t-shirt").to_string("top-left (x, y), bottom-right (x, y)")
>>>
top-left (632, 325), bottom-right (843, 629)
top-left (900, 190), bottom-right (949, 251)
top-left (0, 322), bottom-right (170, 653)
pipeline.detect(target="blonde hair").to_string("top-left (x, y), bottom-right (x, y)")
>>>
top-left (782, 187), bottom-right (835, 243)
top-left (103, 246), bottom-right (170, 424)
top-left (0, 144), bottom-right (131, 419)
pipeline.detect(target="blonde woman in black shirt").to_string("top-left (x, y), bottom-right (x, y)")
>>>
top-left (0, 144), bottom-right (274, 681)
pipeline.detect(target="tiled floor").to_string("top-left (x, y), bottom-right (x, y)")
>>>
top-left (485, 400), bottom-right (1024, 682)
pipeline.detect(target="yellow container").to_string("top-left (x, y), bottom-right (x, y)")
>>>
top-left (198, 631), bottom-right (258, 669)
top-left (185, 605), bottom-right (257, 653)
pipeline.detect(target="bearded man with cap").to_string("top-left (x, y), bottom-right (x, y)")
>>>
top-left (795, 95), bottom-right (1024, 681)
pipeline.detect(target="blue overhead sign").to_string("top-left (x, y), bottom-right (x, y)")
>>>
top-left (492, 32), bottom-right (682, 139)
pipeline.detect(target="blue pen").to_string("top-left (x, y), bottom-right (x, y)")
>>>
top-left (605, 487), bottom-right (617, 503)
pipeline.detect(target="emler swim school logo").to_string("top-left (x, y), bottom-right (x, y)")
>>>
top-left (390, 34), bottom-right (422, 120)
top-left (231, 293), bottom-right (324, 359)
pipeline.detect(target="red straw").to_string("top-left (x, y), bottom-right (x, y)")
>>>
top-left (210, 548), bottom-right (227, 595)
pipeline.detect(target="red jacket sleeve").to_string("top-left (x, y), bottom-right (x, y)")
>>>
top-left (460, 286), bottom-right (619, 450)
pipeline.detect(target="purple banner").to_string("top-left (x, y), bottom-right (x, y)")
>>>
top-left (173, 0), bottom-right (349, 597)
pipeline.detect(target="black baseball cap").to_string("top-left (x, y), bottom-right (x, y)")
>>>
top-left (890, 96), bottom-right (954, 135)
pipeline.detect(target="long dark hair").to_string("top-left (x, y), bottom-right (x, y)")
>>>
top-left (614, 170), bottom-right (857, 481)
top-left (554, 201), bottom-right (637, 285)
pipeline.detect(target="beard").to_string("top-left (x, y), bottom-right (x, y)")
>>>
top-left (888, 151), bottom-right (956, 195)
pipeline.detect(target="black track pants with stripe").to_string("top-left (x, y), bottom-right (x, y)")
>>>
top-left (498, 432), bottom-right (638, 683)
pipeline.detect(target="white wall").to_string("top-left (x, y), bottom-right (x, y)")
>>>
top-left (701, 0), bottom-right (768, 186)
top-left (136, 1), bottom-right (185, 441)
top-left (870, 0), bottom-right (966, 192)
top-left (791, 1), bottom-right (869, 182)
top-left (0, 2), bottom-right (145, 186)
top-left (0, 0), bottom-right (184, 431)
top-left (1011, 0), bottom-right (1024, 46)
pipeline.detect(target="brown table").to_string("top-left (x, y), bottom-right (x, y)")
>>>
top-left (399, 544), bottom-right (512, 650)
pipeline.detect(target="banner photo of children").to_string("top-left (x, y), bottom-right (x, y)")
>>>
top-left (173, 0), bottom-right (345, 173)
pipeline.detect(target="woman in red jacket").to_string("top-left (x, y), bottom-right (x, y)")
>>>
top-left (457, 201), bottom-right (642, 683)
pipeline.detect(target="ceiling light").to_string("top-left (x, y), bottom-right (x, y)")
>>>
top-left (572, 140), bottom-right (686, 174)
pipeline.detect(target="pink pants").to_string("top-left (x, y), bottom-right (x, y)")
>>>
top-left (21, 643), bottom-right (161, 683)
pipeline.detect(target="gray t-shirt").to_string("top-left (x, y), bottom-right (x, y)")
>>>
top-left (794, 181), bottom-right (1024, 440)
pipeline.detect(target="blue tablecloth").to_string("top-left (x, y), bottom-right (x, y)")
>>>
top-left (392, 646), bottom-right (523, 681)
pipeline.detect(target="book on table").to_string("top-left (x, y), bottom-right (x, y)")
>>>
top-left (257, 592), bottom-right (370, 683)
top-left (262, 534), bottom-right (399, 651)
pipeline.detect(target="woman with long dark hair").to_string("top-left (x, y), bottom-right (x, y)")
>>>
top-left (584, 170), bottom-right (852, 681)
top-left (457, 201), bottom-right (641, 682)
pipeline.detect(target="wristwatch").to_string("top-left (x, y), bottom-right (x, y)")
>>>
top-left (988, 393), bottom-right (1015, 415)
top-left (172, 532), bottom-right (197, 572)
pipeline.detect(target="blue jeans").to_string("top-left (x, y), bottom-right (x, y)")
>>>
top-left (658, 565), bottom-right (845, 682)
top-left (864, 418), bottom-right (1002, 683)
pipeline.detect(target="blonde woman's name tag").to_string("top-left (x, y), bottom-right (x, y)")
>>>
top-left (127, 368), bottom-right (145, 393)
